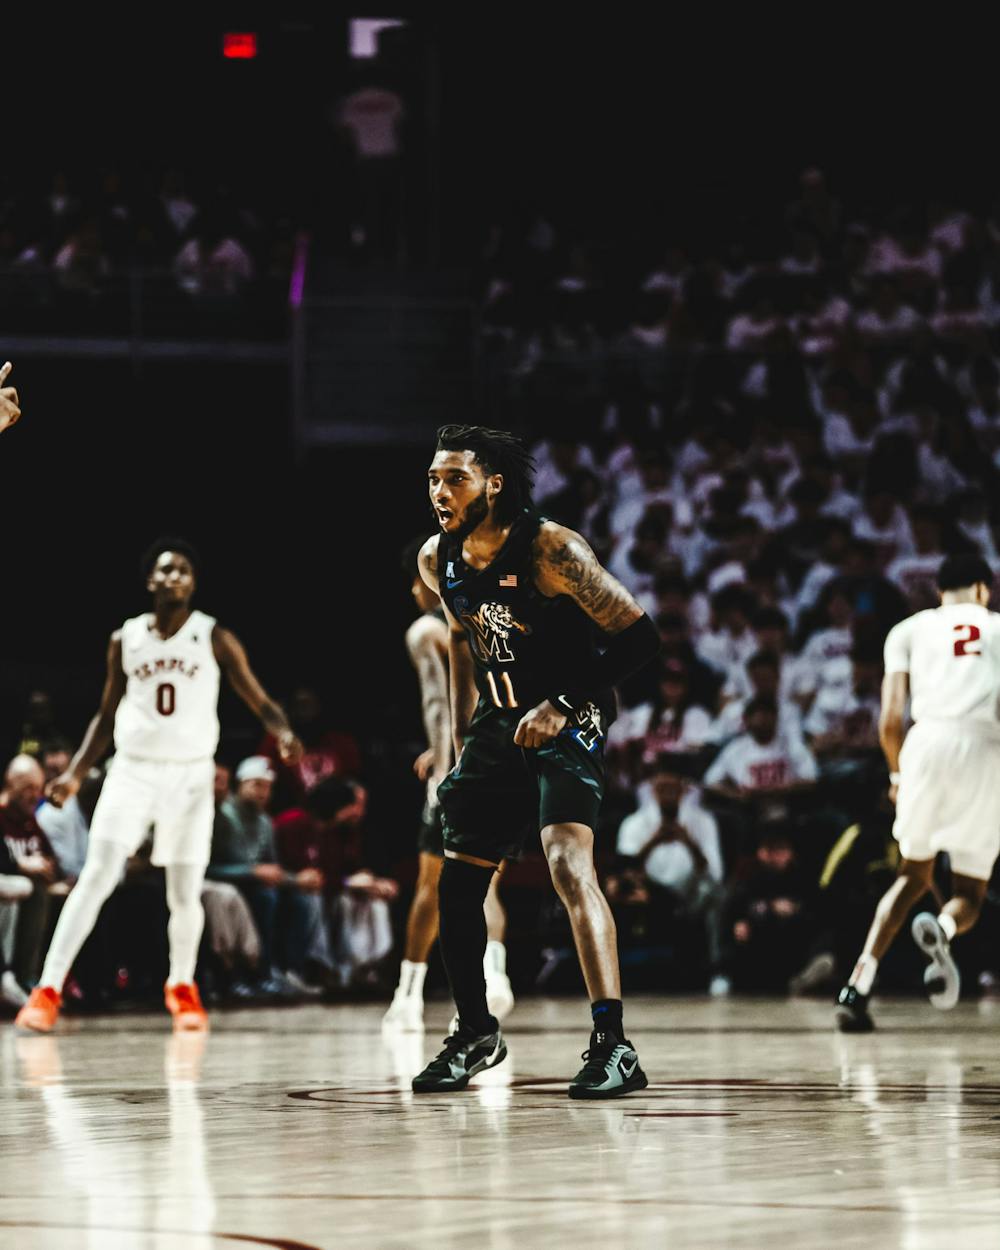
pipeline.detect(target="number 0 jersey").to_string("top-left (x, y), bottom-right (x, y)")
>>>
top-left (437, 509), bottom-right (614, 722)
top-left (883, 602), bottom-right (1000, 734)
top-left (114, 610), bottom-right (221, 761)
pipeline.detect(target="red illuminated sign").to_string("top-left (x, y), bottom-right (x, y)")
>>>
top-left (223, 32), bottom-right (257, 59)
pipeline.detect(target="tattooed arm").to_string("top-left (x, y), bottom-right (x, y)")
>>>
top-left (418, 535), bottom-right (477, 759)
top-left (533, 521), bottom-right (644, 634)
top-left (513, 523), bottom-right (660, 749)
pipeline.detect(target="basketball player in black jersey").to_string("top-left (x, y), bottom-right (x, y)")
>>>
top-left (382, 537), bottom-right (514, 1031)
top-left (411, 426), bottom-right (660, 1098)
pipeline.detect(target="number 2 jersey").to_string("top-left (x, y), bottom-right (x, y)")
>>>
top-left (114, 609), bottom-right (221, 761)
top-left (883, 602), bottom-right (1000, 736)
top-left (437, 509), bottom-right (615, 727)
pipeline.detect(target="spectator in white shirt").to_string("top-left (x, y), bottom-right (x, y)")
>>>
top-left (703, 696), bottom-right (819, 798)
top-left (794, 517), bottom-right (854, 619)
top-left (607, 512), bottom-right (671, 609)
top-left (822, 390), bottom-right (879, 470)
top-left (852, 488), bottom-right (915, 569)
top-left (780, 228), bottom-right (824, 277)
top-left (885, 504), bottom-right (946, 608)
top-left (695, 585), bottom-right (758, 680)
top-left (953, 489), bottom-right (1000, 567)
top-left (610, 660), bottom-right (714, 779)
top-left (804, 645), bottom-right (883, 793)
top-left (725, 286), bottom-right (783, 352)
top-left (710, 652), bottom-right (806, 749)
top-left (855, 278), bottom-right (922, 347)
top-left (609, 446), bottom-right (686, 541)
top-left (174, 222), bottom-right (254, 297)
top-left (796, 584), bottom-right (855, 674)
top-left (612, 761), bottom-right (727, 987)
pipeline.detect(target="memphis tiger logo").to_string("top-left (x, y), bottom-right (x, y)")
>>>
top-left (459, 600), bottom-right (532, 663)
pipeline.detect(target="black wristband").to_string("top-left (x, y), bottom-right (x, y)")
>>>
top-left (548, 614), bottom-right (661, 713)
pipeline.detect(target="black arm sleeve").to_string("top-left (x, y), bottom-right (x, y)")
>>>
top-left (549, 614), bottom-right (661, 714)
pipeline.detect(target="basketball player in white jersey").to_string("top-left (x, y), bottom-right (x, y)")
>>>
top-left (15, 539), bottom-right (303, 1035)
top-left (0, 361), bottom-right (22, 435)
top-left (836, 554), bottom-right (1000, 1032)
top-left (383, 538), bottom-right (514, 1031)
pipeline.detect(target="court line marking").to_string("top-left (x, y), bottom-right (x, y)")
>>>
top-left (0, 1222), bottom-right (320, 1249)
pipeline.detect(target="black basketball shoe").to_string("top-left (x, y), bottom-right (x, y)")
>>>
top-left (411, 1025), bottom-right (507, 1093)
top-left (568, 1030), bottom-right (648, 1100)
top-left (834, 984), bottom-right (875, 1033)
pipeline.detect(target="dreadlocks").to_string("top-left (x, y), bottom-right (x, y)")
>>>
top-left (435, 425), bottom-right (536, 526)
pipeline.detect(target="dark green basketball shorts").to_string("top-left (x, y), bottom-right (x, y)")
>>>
top-left (417, 802), bottom-right (445, 857)
top-left (437, 703), bottom-right (606, 863)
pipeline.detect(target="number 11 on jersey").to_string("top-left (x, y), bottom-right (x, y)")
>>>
top-left (485, 670), bottom-right (518, 709)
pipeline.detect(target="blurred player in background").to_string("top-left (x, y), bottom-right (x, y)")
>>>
top-left (383, 537), bottom-right (513, 1031)
top-left (836, 554), bottom-right (1000, 1032)
top-left (15, 539), bottom-right (302, 1035)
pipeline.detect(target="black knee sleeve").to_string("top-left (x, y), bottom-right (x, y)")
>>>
top-left (438, 858), bottom-right (496, 1035)
top-left (439, 857), bottom-right (494, 914)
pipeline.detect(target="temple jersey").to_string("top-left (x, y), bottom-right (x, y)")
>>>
top-left (114, 610), bottom-right (221, 761)
top-left (883, 603), bottom-right (1000, 735)
top-left (437, 509), bottom-right (614, 724)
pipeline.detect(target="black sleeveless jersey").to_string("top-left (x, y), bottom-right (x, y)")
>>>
top-left (437, 509), bottom-right (614, 719)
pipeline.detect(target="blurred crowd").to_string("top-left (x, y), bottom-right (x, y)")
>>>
top-left (0, 168), bottom-right (299, 334)
top-left (475, 169), bottom-right (1000, 999)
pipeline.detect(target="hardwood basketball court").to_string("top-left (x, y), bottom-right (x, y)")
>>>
top-left (2, 996), bottom-right (998, 1248)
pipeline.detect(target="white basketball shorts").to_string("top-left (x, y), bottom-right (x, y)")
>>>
top-left (89, 755), bottom-right (215, 868)
top-left (893, 721), bottom-right (1000, 881)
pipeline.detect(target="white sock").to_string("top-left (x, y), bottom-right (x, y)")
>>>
top-left (166, 863), bottom-right (206, 985)
top-left (39, 840), bottom-right (128, 990)
top-left (849, 953), bottom-right (878, 996)
top-left (938, 913), bottom-right (957, 942)
top-left (398, 960), bottom-right (427, 998)
top-left (484, 940), bottom-right (507, 978)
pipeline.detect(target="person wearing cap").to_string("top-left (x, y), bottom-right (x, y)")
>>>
top-left (207, 755), bottom-right (326, 997)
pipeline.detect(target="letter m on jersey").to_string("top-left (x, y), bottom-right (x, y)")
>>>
top-left (461, 602), bottom-right (529, 664)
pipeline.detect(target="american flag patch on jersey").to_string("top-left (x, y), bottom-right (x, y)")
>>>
top-left (499, 574), bottom-right (517, 587)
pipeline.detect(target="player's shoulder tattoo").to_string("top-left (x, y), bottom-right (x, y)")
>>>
top-left (533, 521), bottom-right (641, 633)
top-left (419, 533), bottom-right (440, 575)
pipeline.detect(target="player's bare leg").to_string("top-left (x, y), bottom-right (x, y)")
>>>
top-left (384, 852), bottom-right (443, 1030)
top-left (912, 872), bottom-right (988, 1011)
top-left (835, 857), bottom-right (935, 1032)
top-left (405, 853), bottom-right (443, 963)
top-left (483, 864), bottom-right (514, 1020)
top-left (940, 873), bottom-right (988, 937)
top-left (541, 821), bottom-right (646, 1097)
top-left (541, 822), bottom-right (620, 1001)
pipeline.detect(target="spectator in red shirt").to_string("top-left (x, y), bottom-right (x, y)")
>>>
top-left (260, 686), bottom-right (363, 808)
top-left (274, 776), bottom-right (397, 988)
top-left (0, 755), bottom-right (60, 988)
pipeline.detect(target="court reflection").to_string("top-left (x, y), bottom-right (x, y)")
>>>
top-left (12, 1032), bottom-right (216, 1249)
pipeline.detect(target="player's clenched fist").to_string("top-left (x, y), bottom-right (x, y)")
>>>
top-left (513, 699), bottom-right (568, 749)
top-left (0, 361), bottom-right (21, 435)
top-left (47, 771), bottom-right (81, 809)
top-left (277, 729), bottom-right (304, 765)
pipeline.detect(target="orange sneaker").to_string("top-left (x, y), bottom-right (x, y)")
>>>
top-left (15, 986), bottom-right (62, 1035)
top-left (164, 982), bottom-right (209, 1033)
